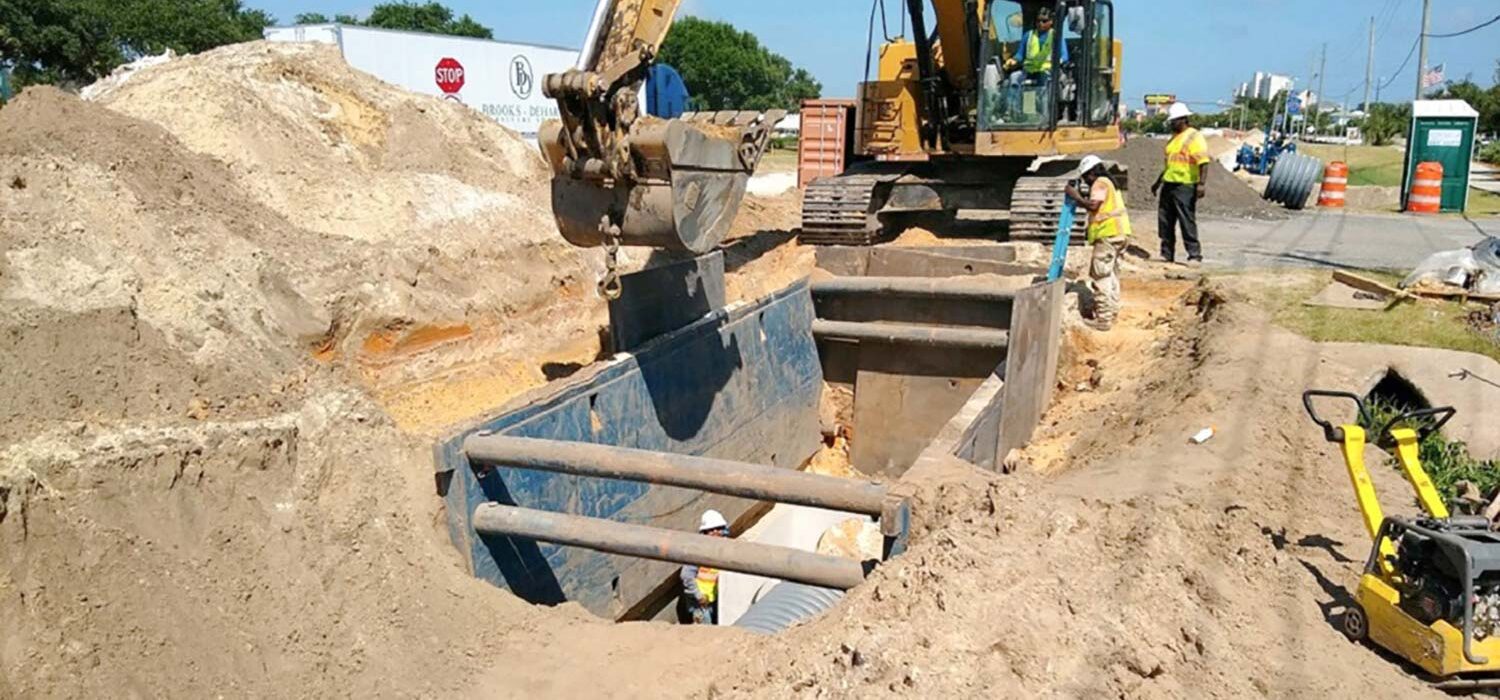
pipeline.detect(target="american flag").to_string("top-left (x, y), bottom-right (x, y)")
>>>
top-left (1422, 63), bottom-right (1446, 89)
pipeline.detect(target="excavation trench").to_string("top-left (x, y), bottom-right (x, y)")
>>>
top-left (432, 244), bottom-right (1064, 630)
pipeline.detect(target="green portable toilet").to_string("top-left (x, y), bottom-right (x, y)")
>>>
top-left (1401, 99), bottom-right (1479, 213)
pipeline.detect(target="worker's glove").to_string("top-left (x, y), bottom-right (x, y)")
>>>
top-left (1150, 181), bottom-right (1161, 198)
top-left (1195, 183), bottom-right (1206, 200)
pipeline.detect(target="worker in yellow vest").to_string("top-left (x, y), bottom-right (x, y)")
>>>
top-left (680, 510), bottom-right (729, 625)
top-left (1066, 155), bottom-right (1132, 330)
top-left (1150, 103), bottom-right (1210, 265)
top-left (1005, 7), bottom-right (1068, 83)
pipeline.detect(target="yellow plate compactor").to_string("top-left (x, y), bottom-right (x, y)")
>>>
top-left (1304, 390), bottom-right (1500, 690)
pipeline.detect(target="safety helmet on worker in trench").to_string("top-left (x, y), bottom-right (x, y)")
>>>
top-left (1167, 102), bottom-right (1193, 121)
top-left (1078, 155), bottom-right (1104, 176)
top-left (699, 510), bottom-right (729, 533)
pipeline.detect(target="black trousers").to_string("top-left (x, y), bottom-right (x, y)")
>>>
top-left (1157, 183), bottom-right (1202, 262)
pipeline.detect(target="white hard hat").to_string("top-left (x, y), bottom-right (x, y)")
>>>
top-left (1078, 155), bottom-right (1104, 175)
top-left (1167, 102), bottom-right (1193, 121)
top-left (699, 509), bottom-right (729, 532)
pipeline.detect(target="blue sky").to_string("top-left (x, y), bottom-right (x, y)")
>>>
top-left (261, 0), bottom-right (1500, 112)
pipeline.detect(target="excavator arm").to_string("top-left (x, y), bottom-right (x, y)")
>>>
top-left (539, 0), bottom-right (784, 279)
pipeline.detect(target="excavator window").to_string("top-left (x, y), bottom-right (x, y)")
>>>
top-left (1084, 0), bottom-right (1117, 126)
top-left (977, 1), bottom-right (1109, 131)
top-left (978, 1), bottom-right (1052, 129)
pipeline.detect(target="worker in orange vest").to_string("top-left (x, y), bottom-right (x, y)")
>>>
top-left (1066, 154), bottom-right (1132, 330)
top-left (680, 510), bottom-right (729, 625)
top-left (1150, 102), bottom-right (1210, 265)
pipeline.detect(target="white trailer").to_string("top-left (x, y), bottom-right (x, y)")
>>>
top-left (263, 24), bottom-right (578, 140)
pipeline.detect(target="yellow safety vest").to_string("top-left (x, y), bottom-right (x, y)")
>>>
top-left (1023, 30), bottom-right (1054, 74)
top-left (696, 566), bottom-right (719, 603)
top-left (1087, 178), bottom-right (1131, 244)
top-left (1163, 128), bottom-right (1209, 184)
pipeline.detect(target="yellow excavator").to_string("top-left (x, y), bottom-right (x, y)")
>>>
top-left (1304, 390), bottom-right (1500, 690)
top-left (539, 0), bottom-right (1124, 292)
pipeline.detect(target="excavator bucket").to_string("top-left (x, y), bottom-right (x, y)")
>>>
top-left (538, 111), bottom-right (782, 254)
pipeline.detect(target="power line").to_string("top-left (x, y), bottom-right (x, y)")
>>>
top-left (1425, 13), bottom-right (1500, 38)
top-left (1374, 0), bottom-right (1405, 44)
top-left (1377, 34), bottom-right (1420, 90)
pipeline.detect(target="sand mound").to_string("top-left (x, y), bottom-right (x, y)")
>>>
top-left (83, 41), bottom-right (607, 389)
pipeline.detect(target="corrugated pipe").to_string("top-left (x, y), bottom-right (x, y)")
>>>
top-left (732, 582), bottom-right (845, 635)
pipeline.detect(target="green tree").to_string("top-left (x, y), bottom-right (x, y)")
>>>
top-left (1434, 79), bottom-right (1499, 139)
top-left (657, 16), bottom-right (821, 111)
top-left (0, 0), bottom-right (272, 89)
top-left (294, 11), bottom-right (359, 24)
top-left (360, 2), bottom-right (491, 38)
top-left (1358, 102), bottom-right (1412, 146)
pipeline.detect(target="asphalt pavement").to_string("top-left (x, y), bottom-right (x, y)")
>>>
top-left (1179, 210), bottom-right (1498, 271)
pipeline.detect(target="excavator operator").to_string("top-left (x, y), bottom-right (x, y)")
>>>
top-left (1005, 6), bottom-right (1068, 85)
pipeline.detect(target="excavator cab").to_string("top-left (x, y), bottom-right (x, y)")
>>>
top-left (978, 0), bottom-right (1117, 131)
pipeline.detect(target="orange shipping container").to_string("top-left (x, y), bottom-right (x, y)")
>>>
top-left (797, 99), bottom-right (858, 190)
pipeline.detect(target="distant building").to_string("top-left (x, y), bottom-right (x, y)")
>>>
top-left (1233, 82), bottom-right (1251, 99)
top-left (1251, 72), bottom-right (1293, 101)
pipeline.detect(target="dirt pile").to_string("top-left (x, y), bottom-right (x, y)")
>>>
top-left (0, 44), bottom-right (680, 698)
top-left (1115, 136), bottom-right (1288, 220)
top-left (86, 41), bottom-right (606, 392)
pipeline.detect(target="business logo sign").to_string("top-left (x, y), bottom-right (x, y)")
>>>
top-left (510, 55), bottom-right (534, 99)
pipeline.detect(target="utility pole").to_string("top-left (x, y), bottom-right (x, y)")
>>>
top-left (1363, 16), bottom-right (1375, 111)
top-left (1316, 42), bottom-right (1328, 136)
top-left (1416, 0), bottom-right (1432, 102)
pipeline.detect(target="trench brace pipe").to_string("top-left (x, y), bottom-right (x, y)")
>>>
top-left (464, 434), bottom-right (901, 523)
top-left (810, 277), bottom-right (1020, 303)
top-left (472, 504), bottom-right (870, 590)
top-left (811, 319), bottom-right (1010, 351)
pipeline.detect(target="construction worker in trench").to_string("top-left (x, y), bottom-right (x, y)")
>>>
top-left (680, 509), bottom-right (729, 625)
top-left (1066, 154), bottom-right (1132, 330)
top-left (1150, 102), bottom-right (1211, 265)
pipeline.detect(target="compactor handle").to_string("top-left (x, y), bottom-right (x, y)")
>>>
top-left (1376, 406), bottom-right (1458, 445)
top-left (1302, 390), bottom-right (1369, 443)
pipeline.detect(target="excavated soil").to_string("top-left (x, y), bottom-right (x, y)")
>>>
top-left (1115, 136), bottom-right (1288, 220)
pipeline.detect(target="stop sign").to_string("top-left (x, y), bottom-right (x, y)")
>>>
top-left (434, 57), bottom-right (465, 94)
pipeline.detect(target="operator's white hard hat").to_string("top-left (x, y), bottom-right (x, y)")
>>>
top-left (1078, 154), bottom-right (1104, 175)
top-left (699, 509), bottom-right (729, 532)
top-left (1167, 102), bottom-right (1193, 121)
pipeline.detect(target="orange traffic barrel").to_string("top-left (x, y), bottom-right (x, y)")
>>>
top-left (1408, 161), bottom-right (1444, 214)
top-left (1317, 162), bottom-right (1349, 208)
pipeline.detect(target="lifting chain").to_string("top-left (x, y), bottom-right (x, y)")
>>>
top-left (597, 215), bottom-right (623, 300)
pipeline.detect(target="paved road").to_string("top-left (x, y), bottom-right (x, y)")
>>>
top-left (1177, 210), bottom-right (1498, 271)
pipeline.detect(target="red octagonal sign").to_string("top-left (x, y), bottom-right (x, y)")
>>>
top-left (434, 57), bottom-right (465, 95)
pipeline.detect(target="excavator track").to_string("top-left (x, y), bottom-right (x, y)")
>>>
top-left (1009, 177), bottom-right (1088, 242)
top-left (798, 173), bottom-right (897, 246)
